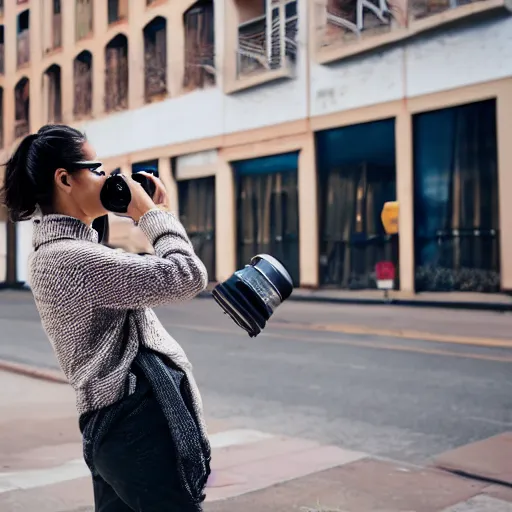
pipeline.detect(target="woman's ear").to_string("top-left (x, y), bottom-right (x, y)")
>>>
top-left (55, 168), bottom-right (72, 193)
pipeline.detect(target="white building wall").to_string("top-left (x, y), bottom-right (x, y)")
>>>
top-left (406, 17), bottom-right (512, 98)
top-left (84, 0), bottom-right (310, 159)
top-left (310, 16), bottom-right (512, 117)
top-left (310, 47), bottom-right (405, 117)
top-left (84, 13), bottom-right (512, 161)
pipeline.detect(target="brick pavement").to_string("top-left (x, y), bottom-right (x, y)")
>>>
top-left (1, 370), bottom-right (512, 512)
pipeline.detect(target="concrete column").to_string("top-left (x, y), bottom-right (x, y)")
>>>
top-left (128, 2), bottom-right (145, 110)
top-left (41, 0), bottom-right (53, 54)
top-left (213, 0), bottom-right (225, 91)
top-left (158, 157), bottom-right (179, 217)
top-left (62, 0), bottom-right (76, 50)
top-left (215, 152), bottom-right (236, 282)
top-left (395, 106), bottom-right (415, 294)
top-left (28, 0), bottom-right (43, 132)
top-left (497, 82), bottom-right (512, 291)
top-left (167, 12), bottom-right (182, 98)
top-left (223, 0), bottom-right (238, 89)
top-left (93, 0), bottom-right (108, 38)
top-left (3, 2), bottom-right (17, 147)
top-left (60, 58), bottom-right (74, 124)
top-left (298, 132), bottom-right (319, 287)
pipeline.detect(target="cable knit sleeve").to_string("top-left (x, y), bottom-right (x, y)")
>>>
top-left (82, 209), bottom-right (208, 310)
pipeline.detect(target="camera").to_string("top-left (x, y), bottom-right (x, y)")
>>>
top-left (100, 168), bottom-right (158, 214)
top-left (212, 255), bottom-right (293, 337)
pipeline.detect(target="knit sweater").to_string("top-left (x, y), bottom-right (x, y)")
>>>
top-left (28, 210), bottom-right (209, 436)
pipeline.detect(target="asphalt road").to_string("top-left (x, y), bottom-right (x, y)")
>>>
top-left (1, 290), bottom-right (511, 465)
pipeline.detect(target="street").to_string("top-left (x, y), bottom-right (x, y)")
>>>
top-left (1, 290), bottom-right (512, 510)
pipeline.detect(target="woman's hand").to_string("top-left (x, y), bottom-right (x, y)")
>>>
top-left (126, 172), bottom-right (170, 222)
top-left (141, 172), bottom-right (169, 210)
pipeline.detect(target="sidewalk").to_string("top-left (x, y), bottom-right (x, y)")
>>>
top-left (200, 284), bottom-right (512, 312)
top-left (1, 370), bottom-right (511, 512)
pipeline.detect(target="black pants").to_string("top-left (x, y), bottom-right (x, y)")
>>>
top-left (91, 384), bottom-right (203, 512)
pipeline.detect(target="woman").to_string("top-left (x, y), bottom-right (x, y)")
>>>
top-left (2, 125), bottom-right (211, 511)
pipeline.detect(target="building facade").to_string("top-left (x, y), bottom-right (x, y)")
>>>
top-left (0, 0), bottom-right (511, 294)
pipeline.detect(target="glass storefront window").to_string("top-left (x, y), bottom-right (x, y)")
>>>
top-left (316, 119), bottom-right (398, 290)
top-left (413, 99), bottom-right (500, 293)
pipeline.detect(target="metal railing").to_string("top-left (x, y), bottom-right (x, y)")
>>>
top-left (236, 1), bottom-right (298, 78)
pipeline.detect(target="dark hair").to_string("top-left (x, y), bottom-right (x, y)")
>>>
top-left (1, 124), bottom-right (87, 221)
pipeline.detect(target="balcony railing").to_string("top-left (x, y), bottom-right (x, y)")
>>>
top-left (237, 1), bottom-right (298, 79)
top-left (316, 0), bottom-right (501, 55)
top-left (17, 30), bottom-right (30, 67)
top-left (411, 0), bottom-right (488, 19)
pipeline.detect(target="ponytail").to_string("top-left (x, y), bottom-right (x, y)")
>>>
top-left (2, 133), bottom-right (39, 222)
top-left (1, 125), bottom-right (86, 222)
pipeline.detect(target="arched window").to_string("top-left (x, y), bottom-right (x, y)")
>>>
top-left (143, 17), bottom-right (167, 102)
top-left (73, 51), bottom-right (93, 118)
top-left (17, 10), bottom-right (30, 68)
top-left (183, 0), bottom-right (215, 91)
top-left (105, 34), bottom-right (129, 112)
top-left (44, 64), bottom-right (62, 123)
top-left (14, 77), bottom-right (30, 139)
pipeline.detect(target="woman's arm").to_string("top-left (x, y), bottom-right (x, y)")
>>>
top-left (83, 209), bottom-right (208, 310)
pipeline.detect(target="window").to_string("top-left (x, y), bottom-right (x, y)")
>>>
top-left (73, 51), bottom-right (93, 118)
top-left (44, 64), bottom-right (62, 123)
top-left (14, 77), bottom-right (30, 140)
top-left (17, 10), bottom-right (30, 68)
top-left (52, 0), bottom-right (62, 48)
top-left (108, 0), bottom-right (128, 24)
top-left (105, 34), bottom-right (129, 112)
top-left (234, 152), bottom-right (300, 285)
top-left (413, 100), bottom-right (500, 292)
top-left (178, 177), bottom-right (216, 280)
top-left (76, 0), bottom-right (93, 41)
top-left (183, 1), bottom-right (215, 90)
top-left (143, 17), bottom-right (167, 102)
top-left (317, 119), bottom-right (398, 290)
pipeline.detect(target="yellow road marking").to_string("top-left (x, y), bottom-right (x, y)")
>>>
top-left (172, 323), bottom-right (512, 363)
top-left (271, 321), bottom-right (512, 349)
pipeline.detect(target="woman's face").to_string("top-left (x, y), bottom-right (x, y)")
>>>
top-left (65, 142), bottom-right (109, 220)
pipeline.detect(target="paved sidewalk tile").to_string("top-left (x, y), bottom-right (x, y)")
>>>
top-left (0, 477), bottom-right (93, 512)
top-left (205, 459), bottom-right (487, 512)
top-left (442, 495), bottom-right (512, 512)
top-left (207, 440), bottom-right (366, 502)
top-left (482, 484), bottom-right (512, 503)
top-left (433, 432), bottom-right (512, 486)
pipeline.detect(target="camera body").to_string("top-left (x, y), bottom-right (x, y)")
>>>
top-left (100, 168), bottom-right (158, 214)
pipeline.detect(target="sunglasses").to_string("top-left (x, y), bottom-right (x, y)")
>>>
top-left (71, 160), bottom-right (105, 176)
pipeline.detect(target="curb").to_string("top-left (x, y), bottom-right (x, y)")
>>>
top-left (2, 287), bottom-right (512, 312)
top-left (197, 291), bottom-right (512, 313)
top-left (0, 359), bottom-right (68, 384)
